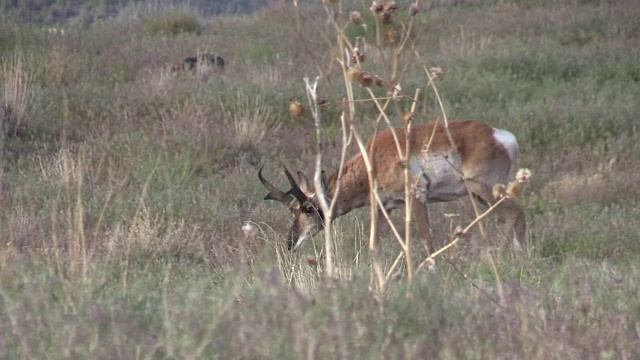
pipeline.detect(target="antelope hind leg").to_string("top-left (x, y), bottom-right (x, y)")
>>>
top-left (464, 179), bottom-right (527, 252)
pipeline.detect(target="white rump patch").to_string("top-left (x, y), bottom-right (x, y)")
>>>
top-left (493, 128), bottom-right (519, 165)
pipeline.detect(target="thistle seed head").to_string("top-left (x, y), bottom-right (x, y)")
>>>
top-left (347, 66), bottom-right (374, 87)
top-left (371, 1), bottom-right (384, 13)
top-left (516, 168), bottom-right (532, 183)
top-left (506, 181), bottom-right (522, 198)
top-left (381, 11), bottom-right (393, 24)
top-left (429, 66), bottom-right (445, 80)
top-left (289, 101), bottom-right (305, 117)
top-left (384, 1), bottom-right (398, 13)
top-left (409, 4), bottom-right (420, 16)
top-left (492, 184), bottom-right (507, 199)
top-left (350, 11), bottom-right (362, 25)
top-left (352, 47), bottom-right (365, 64)
top-left (402, 112), bottom-right (415, 124)
top-left (385, 28), bottom-right (398, 42)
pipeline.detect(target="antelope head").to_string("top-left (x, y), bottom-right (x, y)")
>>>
top-left (258, 166), bottom-right (328, 250)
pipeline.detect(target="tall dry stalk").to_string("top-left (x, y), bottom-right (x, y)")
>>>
top-left (322, 0), bottom-right (426, 290)
top-left (303, 76), bottom-right (336, 278)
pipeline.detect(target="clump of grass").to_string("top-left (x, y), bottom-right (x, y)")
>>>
top-left (1, 53), bottom-right (32, 139)
top-left (142, 10), bottom-right (203, 36)
top-left (105, 204), bottom-right (195, 265)
top-left (222, 90), bottom-right (281, 152)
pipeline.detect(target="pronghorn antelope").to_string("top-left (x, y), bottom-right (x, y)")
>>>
top-left (259, 120), bottom-right (527, 252)
top-left (169, 53), bottom-right (226, 73)
top-left (183, 53), bottom-right (225, 70)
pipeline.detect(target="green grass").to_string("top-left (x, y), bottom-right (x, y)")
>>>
top-left (1, 0), bottom-right (640, 358)
top-left (142, 10), bottom-right (203, 36)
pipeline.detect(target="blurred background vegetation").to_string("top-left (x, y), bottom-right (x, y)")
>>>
top-left (0, 0), bottom-right (277, 24)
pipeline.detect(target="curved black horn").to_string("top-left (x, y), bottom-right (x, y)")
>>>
top-left (283, 167), bottom-right (309, 204)
top-left (258, 166), bottom-right (291, 203)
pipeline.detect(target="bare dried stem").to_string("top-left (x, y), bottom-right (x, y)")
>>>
top-left (332, 31), bottom-right (387, 292)
top-left (402, 89), bottom-right (421, 282)
top-left (386, 250), bottom-right (406, 281)
top-left (303, 76), bottom-right (335, 278)
top-left (373, 192), bottom-right (406, 251)
top-left (414, 49), bottom-right (456, 147)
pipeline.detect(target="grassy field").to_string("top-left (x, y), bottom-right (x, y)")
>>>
top-left (1, 0), bottom-right (640, 358)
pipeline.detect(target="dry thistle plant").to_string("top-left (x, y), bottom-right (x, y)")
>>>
top-left (267, 0), bottom-right (531, 294)
top-left (274, 0), bottom-right (437, 289)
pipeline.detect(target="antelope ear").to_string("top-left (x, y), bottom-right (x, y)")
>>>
top-left (287, 200), bottom-right (299, 211)
top-left (296, 171), bottom-right (313, 194)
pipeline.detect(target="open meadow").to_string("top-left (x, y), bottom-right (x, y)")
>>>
top-left (1, 0), bottom-right (640, 358)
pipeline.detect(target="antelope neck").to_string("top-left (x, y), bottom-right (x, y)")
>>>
top-left (325, 156), bottom-right (371, 217)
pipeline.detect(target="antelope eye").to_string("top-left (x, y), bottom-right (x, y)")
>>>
top-left (303, 205), bottom-right (316, 214)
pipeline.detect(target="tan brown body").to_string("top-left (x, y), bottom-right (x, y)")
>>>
top-left (260, 120), bottom-right (526, 251)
